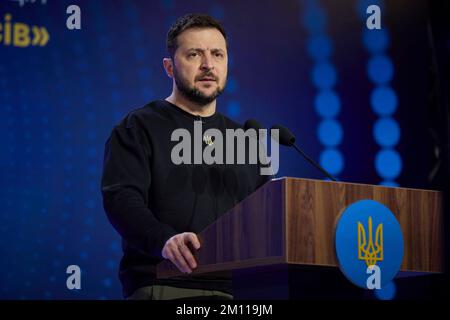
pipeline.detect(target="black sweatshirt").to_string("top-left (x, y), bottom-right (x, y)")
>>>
top-left (101, 100), bottom-right (269, 298)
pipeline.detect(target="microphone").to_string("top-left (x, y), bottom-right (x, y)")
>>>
top-left (244, 119), bottom-right (263, 131)
top-left (244, 119), bottom-right (265, 139)
top-left (270, 124), bottom-right (338, 182)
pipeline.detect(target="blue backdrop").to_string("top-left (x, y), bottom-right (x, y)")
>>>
top-left (0, 0), bottom-right (434, 299)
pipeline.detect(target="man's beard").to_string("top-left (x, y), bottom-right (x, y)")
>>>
top-left (173, 67), bottom-right (226, 106)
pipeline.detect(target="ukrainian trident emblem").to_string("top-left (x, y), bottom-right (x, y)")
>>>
top-left (358, 216), bottom-right (383, 267)
top-left (203, 135), bottom-right (214, 146)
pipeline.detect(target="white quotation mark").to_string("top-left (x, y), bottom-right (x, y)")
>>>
top-left (66, 265), bottom-right (81, 290)
top-left (66, 5), bottom-right (81, 30)
top-left (366, 4), bottom-right (381, 30)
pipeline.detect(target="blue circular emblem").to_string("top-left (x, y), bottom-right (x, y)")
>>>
top-left (335, 200), bottom-right (404, 289)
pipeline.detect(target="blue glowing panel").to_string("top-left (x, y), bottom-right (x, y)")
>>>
top-left (371, 86), bottom-right (398, 116)
top-left (312, 63), bottom-right (337, 89)
top-left (307, 35), bottom-right (333, 61)
top-left (363, 29), bottom-right (389, 53)
top-left (367, 55), bottom-right (394, 84)
top-left (375, 149), bottom-right (402, 179)
top-left (373, 118), bottom-right (401, 147)
top-left (315, 90), bottom-right (341, 118)
top-left (226, 101), bottom-right (241, 118)
top-left (301, 4), bottom-right (326, 35)
top-left (317, 119), bottom-right (343, 147)
top-left (320, 149), bottom-right (344, 176)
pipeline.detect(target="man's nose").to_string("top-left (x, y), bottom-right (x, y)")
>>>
top-left (200, 53), bottom-right (214, 70)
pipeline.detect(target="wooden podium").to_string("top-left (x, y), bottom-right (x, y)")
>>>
top-left (157, 177), bottom-right (444, 299)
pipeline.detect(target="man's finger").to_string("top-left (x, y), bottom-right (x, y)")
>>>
top-left (178, 243), bottom-right (197, 269)
top-left (185, 233), bottom-right (201, 249)
top-left (172, 245), bottom-right (192, 274)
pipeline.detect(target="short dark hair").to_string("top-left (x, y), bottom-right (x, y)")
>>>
top-left (166, 14), bottom-right (227, 58)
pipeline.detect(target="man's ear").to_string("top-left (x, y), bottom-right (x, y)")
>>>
top-left (163, 57), bottom-right (174, 79)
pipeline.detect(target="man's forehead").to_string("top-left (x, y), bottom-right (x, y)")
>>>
top-left (177, 28), bottom-right (227, 50)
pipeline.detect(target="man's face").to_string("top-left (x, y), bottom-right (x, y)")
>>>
top-left (171, 28), bottom-right (228, 106)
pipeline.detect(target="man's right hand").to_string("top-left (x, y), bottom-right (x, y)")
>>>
top-left (161, 232), bottom-right (201, 274)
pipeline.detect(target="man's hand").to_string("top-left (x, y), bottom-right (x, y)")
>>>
top-left (161, 232), bottom-right (201, 274)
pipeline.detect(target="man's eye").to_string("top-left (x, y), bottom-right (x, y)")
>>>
top-left (188, 52), bottom-right (198, 57)
top-left (215, 53), bottom-right (224, 58)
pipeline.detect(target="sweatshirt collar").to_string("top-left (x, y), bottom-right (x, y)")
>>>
top-left (161, 99), bottom-right (219, 123)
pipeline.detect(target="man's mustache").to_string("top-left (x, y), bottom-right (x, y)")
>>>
top-left (196, 73), bottom-right (218, 81)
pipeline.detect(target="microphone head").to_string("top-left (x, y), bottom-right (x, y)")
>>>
top-left (244, 119), bottom-right (266, 140)
top-left (244, 119), bottom-right (263, 131)
top-left (270, 124), bottom-right (296, 146)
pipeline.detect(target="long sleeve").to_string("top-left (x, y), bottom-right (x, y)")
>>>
top-left (101, 122), bottom-right (177, 257)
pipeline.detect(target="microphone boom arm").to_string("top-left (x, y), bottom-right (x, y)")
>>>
top-left (292, 144), bottom-right (338, 182)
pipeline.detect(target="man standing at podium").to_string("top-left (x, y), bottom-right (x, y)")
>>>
top-left (101, 14), bottom-right (269, 300)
